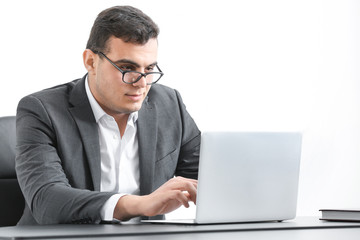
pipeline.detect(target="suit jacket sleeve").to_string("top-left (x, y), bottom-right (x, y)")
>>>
top-left (173, 89), bottom-right (201, 179)
top-left (15, 95), bottom-right (113, 224)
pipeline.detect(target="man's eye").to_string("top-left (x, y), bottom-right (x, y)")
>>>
top-left (119, 65), bottom-right (135, 71)
top-left (146, 66), bottom-right (155, 72)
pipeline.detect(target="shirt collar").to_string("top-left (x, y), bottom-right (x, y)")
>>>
top-left (85, 76), bottom-right (138, 124)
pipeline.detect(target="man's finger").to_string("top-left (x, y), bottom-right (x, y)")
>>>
top-left (169, 190), bottom-right (190, 208)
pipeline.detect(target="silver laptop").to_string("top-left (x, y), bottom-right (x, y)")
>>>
top-left (142, 131), bottom-right (302, 224)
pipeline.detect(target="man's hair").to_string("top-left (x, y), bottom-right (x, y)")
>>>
top-left (86, 6), bottom-right (159, 53)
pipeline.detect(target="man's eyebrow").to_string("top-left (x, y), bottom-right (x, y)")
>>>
top-left (114, 59), bottom-right (158, 68)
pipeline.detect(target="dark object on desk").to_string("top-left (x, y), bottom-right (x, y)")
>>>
top-left (0, 116), bottom-right (25, 226)
top-left (320, 209), bottom-right (360, 222)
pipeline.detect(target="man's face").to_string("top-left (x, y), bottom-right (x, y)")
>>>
top-left (88, 37), bottom-right (158, 116)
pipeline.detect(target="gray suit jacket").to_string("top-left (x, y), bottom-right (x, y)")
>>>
top-left (15, 75), bottom-right (200, 225)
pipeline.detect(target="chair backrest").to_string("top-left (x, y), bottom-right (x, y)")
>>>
top-left (0, 116), bottom-right (25, 226)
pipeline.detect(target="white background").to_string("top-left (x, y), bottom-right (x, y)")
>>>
top-left (1, 0), bottom-right (359, 218)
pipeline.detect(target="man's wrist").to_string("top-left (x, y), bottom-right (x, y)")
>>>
top-left (114, 195), bottom-right (143, 221)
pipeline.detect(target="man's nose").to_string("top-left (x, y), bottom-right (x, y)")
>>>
top-left (132, 75), bottom-right (147, 88)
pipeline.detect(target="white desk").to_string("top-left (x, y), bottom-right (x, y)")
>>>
top-left (0, 217), bottom-right (360, 240)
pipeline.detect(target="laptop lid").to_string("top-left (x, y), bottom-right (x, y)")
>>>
top-left (195, 131), bottom-right (302, 224)
top-left (142, 131), bottom-right (302, 225)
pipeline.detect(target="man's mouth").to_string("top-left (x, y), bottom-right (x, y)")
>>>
top-left (125, 93), bottom-right (143, 101)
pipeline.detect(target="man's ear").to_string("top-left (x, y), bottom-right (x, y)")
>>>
top-left (83, 49), bottom-right (97, 74)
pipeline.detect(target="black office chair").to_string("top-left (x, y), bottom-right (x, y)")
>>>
top-left (0, 116), bottom-right (25, 226)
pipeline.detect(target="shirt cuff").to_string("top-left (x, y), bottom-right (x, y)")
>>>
top-left (100, 193), bottom-right (126, 221)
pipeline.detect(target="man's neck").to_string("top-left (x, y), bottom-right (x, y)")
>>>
top-left (112, 113), bottom-right (130, 138)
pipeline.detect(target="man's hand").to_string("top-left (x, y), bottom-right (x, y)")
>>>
top-left (113, 177), bottom-right (197, 221)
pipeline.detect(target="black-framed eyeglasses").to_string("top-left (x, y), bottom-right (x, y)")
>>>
top-left (92, 50), bottom-right (164, 85)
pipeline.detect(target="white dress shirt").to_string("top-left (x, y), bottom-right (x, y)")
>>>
top-left (85, 78), bottom-right (140, 222)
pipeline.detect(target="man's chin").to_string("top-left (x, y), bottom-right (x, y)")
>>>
top-left (117, 104), bottom-right (143, 114)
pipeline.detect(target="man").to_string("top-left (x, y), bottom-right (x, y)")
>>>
top-left (15, 6), bottom-right (200, 225)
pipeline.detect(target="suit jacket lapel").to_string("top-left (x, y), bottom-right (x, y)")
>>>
top-left (67, 75), bottom-right (158, 194)
top-left (68, 75), bottom-right (101, 191)
top-left (137, 98), bottom-right (157, 195)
